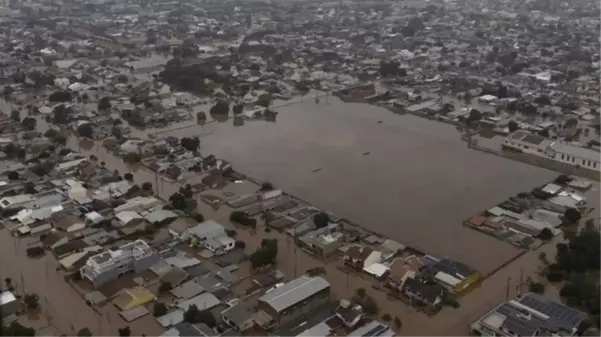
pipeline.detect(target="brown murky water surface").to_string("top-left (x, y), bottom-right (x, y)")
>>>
top-left (154, 96), bottom-right (557, 274)
top-left (0, 96), bottom-right (590, 335)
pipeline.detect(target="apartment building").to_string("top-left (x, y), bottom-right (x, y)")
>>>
top-left (80, 239), bottom-right (160, 287)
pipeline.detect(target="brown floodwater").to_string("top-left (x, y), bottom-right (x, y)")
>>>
top-left (0, 95), bottom-right (592, 335)
top-left (149, 95), bottom-right (557, 274)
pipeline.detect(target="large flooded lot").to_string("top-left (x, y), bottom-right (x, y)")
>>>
top-left (159, 96), bottom-right (557, 273)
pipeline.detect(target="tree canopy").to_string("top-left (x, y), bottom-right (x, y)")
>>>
top-left (230, 211), bottom-right (257, 228)
top-left (98, 97), bottom-right (111, 111)
top-left (256, 94), bottom-right (271, 108)
top-left (1, 322), bottom-right (36, 336)
top-left (48, 91), bottom-right (71, 102)
top-left (77, 327), bottom-right (93, 337)
top-left (180, 137), bottom-right (200, 153)
top-left (233, 103), bottom-right (244, 115)
top-left (183, 305), bottom-right (216, 327)
top-left (250, 238), bottom-right (278, 268)
top-left (564, 208), bottom-right (582, 223)
top-left (210, 101), bottom-right (229, 115)
top-left (21, 117), bottom-right (37, 131)
top-left (153, 302), bottom-right (167, 317)
top-left (313, 212), bottom-right (331, 228)
top-left (77, 123), bottom-right (94, 138)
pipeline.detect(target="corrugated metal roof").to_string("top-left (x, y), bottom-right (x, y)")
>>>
top-left (258, 276), bottom-right (329, 312)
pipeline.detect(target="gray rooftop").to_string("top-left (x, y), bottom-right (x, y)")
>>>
top-left (188, 220), bottom-right (226, 238)
top-left (177, 292), bottom-right (220, 311)
top-left (222, 303), bottom-right (256, 327)
top-left (476, 293), bottom-right (587, 336)
top-left (348, 320), bottom-right (395, 336)
top-left (258, 276), bottom-right (330, 312)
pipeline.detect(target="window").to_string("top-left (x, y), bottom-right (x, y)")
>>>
top-left (561, 154), bottom-right (565, 160)
top-left (583, 160), bottom-right (586, 166)
top-left (594, 162), bottom-right (597, 168)
top-left (572, 157), bottom-right (575, 163)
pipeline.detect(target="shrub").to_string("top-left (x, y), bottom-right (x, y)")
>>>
top-left (313, 212), bottom-right (330, 228)
top-left (153, 302), bottom-right (168, 317)
top-left (192, 212), bottom-right (204, 222)
top-left (158, 282), bottom-right (172, 293)
top-left (26, 246), bottom-right (45, 257)
top-left (381, 314), bottom-right (392, 322)
top-left (394, 317), bottom-right (402, 329)
top-left (24, 293), bottom-right (40, 309)
top-left (538, 228), bottom-right (554, 241)
top-left (529, 282), bottom-right (545, 294)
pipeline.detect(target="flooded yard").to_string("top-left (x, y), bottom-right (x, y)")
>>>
top-left (156, 96), bottom-right (557, 274)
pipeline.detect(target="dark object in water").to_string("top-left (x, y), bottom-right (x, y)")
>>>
top-left (313, 168), bottom-right (322, 173)
top-left (363, 152), bottom-right (371, 156)
top-left (377, 121), bottom-right (382, 124)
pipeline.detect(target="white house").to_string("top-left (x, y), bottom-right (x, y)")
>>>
top-left (187, 220), bottom-right (235, 255)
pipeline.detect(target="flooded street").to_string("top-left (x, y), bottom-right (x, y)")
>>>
top-left (0, 95), bottom-right (587, 336)
top-left (0, 230), bottom-right (164, 336)
top-left (154, 96), bottom-right (557, 274)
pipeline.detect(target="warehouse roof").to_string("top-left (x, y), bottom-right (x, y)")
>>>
top-left (258, 276), bottom-right (329, 313)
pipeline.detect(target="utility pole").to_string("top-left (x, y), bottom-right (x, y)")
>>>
top-left (517, 267), bottom-right (524, 298)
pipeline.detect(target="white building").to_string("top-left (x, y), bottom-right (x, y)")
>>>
top-left (503, 131), bottom-right (600, 171)
top-left (80, 239), bottom-right (159, 286)
top-left (186, 220), bottom-right (235, 255)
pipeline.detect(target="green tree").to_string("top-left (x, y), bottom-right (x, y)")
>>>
top-left (118, 326), bottom-right (131, 337)
top-left (529, 282), bottom-right (545, 294)
top-left (158, 281), bottom-right (172, 293)
top-left (124, 173), bottom-right (134, 182)
top-left (538, 228), bottom-right (553, 240)
top-left (10, 109), bottom-right (20, 122)
top-left (313, 212), bottom-right (330, 228)
top-left (142, 182), bottom-right (153, 192)
top-left (169, 192), bottom-right (187, 211)
top-left (21, 117), bottom-right (37, 131)
top-left (153, 302), bottom-right (168, 317)
top-left (7, 171), bottom-right (19, 180)
top-left (48, 91), bottom-right (71, 102)
top-left (563, 208), bottom-right (582, 223)
top-left (256, 94), bottom-right (271, 108)
top-left (183, 305), bottom-right (216, 327)
top-left (468, 109), bottom-right (482, 123)
top-left (394, 317), bottom-right (402, 329)
top-left (381, 313), bottom-right (392, 322)
top-left (233, 103), bottom-right (244, 115)
top-left (77, 123), bottom-right (94, 139)
top-left (196, 111), bottom-right (206, 124)
top-left (24, 293), bottom-right (40, 309)
top-left (180, 137), bottom-right (200, 153)
top-left (98, 97), bottom-right (111, 111)
top-left (53, 105), bottom-right (69, 124)
top-left (1, 322), bottom-right (36, 336)
top-left (356, 288), bottom-right (366, 298)
top-left (209, 101), bottom-right (229, 115)
top-left (44, 129), bottom-right (60, 139)
top-left (508, 120), bottom-right (519, 133)
top-left (77, 327), bottom-right (92, 336)
top-left (249, 239), bottom-right (278, 268)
